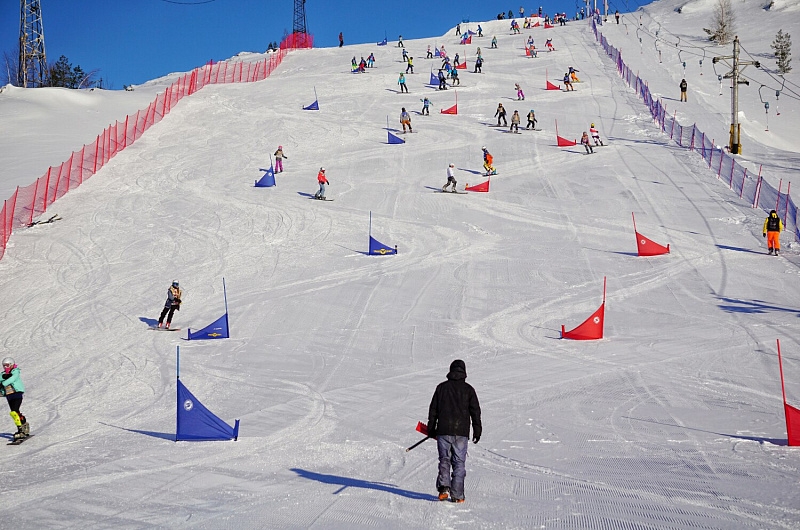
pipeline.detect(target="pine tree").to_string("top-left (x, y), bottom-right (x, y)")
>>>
top-left (771, 30), bottom-right (792, 74)
top-left (703, 0), bottom-right (735, 45)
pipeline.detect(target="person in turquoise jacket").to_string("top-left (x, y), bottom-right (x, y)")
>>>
top-left (2, 357), bottom-right (29, 441)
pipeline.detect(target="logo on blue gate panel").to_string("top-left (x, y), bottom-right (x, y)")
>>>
top-left (183, 399), bottom-right (194, 411)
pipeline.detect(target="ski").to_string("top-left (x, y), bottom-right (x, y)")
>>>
top-left (7, 434), bottom-right (33, 446)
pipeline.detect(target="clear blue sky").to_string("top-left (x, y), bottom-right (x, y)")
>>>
top-left (1, 0), bottom-right (648, 89)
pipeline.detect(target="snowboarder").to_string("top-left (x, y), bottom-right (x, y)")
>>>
top-left (339, 32), bottom-right (344, 47)
top-left (453, 53), bottom-right (460, 67)
top-left (421, 97), bottom-right (431, 116)
top-left (157, 280), bottom-right (182, 329)
top-left (581, 132), bottom-right (594, 154)
top-left (474, 56), bottom-right (483, 73)
top-left (546, 38), bottom-right (555, 51)
top-left (427, 359), bottom-right (482, 503)
top-left (569, 66), bottom-right (580, 82)
top-left (563, 73), bottom-right (574, 91)
top-left (443, 163), bottom-right (458, 192)
top-left (450, 67), bottom-right (460, 86)
top-left (274, 145), bottom-right (288, 172)
top-left (526, 109), bottom-right (537, 129)
top-left (402, 49), bottom-right (409, 63)
top-left (515, 83), bottom-right (525, 100)
top-left (367, 53), bottom-right (375, 68)
top-left (2, 357), bottom-right (29, 442)
top-left (615, 10), bottom-right (620, 24)
top-left (398, 73), bottom-right (408, 93)
top-left (358, 58), bottom-right (367, 73)
top-left (426, 45), bottom-right (433, 59)
top-left (680, 79), bottom-right (688, 102)
top-left (314, 168), bottom-right (329, 199)
top-left (763, 209), bottom-right (783, 255)
top-left (398, 35), bottom-right (404, 48)
top-left (456, 23), bottom-right (461, 36)
top-left (510, 110), bottom-right (521, 132)
top-left (482, 146), bottom-right (496, 175)
top-left (438, 69), bottom-right (447, 90)
top-left (406, 57), bottom-right (414, 74)
top-left (400, 107), bottom-right (412, 133)
top-left (477, 24), bottom-right (483, 37)
top-left (589, 123), bottom-right (604, 145)
top-left (491, 36), bottom-right (498, 49)
top-left (495, 103), bottom-right (508, 126)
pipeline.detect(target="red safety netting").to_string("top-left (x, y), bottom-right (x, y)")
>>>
top-left (1, 40), bottom-right (311, 260)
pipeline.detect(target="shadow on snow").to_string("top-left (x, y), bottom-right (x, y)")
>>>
top-left (291, 468), bottom-right (437, 501)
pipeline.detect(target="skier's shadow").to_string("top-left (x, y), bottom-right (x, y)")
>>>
top-left (297, 192), bottom-right (316, 199)
top-left (139, 316), bottom-right (159, 327)
top-left (99, 421), bottom-right (175, 441)
top-left (458, 168), bottom-right (482, 175)
top-left (291, 468), bottom-right (438, 501)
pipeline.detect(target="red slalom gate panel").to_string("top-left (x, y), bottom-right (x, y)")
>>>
top-left (561, 278), bottom-right (606, 340)
top-left (557, 135), bottom-right (577, 147)
top-left (465, 180), bottom-right (489, 192)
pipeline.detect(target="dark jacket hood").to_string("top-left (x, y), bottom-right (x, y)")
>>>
top-left (447, 359), bottom-right (467, 380)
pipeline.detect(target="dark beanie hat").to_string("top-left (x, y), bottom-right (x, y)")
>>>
top-left (449, 359), bottom-right (466, 375)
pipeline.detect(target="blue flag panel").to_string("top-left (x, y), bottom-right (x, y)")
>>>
top-left (176, 379), bottom-right (239, 441)
top-left (255, 166), bottom-right (276, 187)
top-left (187, 313), bottom-right (230, 340)
top-left (369, 236), bottom-right (397, 255)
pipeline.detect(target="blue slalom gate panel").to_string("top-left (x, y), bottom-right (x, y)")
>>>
top-left (176, 379), bottom-right (239, 441)
top-left (369, 236), bottom-right (397, 255)
top-left (377, 38), bottom-right (387, 46)
top-left (255, 166), bottom-right (276, 187)
top-left (388, 132), bottom-right (405, 145)
top-left (429, 72), bottom-right (439, 85)
top-left (303, 100), bottom-right (319, 110)
top-left (187, 313), bottom-right (230, 340)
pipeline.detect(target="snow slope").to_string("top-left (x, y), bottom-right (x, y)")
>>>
top-left (1, 3), bottom-right (799, 528)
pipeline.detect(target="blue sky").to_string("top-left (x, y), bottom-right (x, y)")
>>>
top-left (1, 0), bottom-right (648, 88)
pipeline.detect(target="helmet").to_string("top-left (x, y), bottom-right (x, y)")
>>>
top-left (530, 109), bottom-right (535, 113)
top-left (481, 146), bottom-right (486, 150)
top-left (449, 163), bottom-right (455, 167)
top-left (320, 167), bottom-right (325, 171)
top-left (591, 123), bottom-right (595, 127)
top-left (2, 357), bottom-right (15, 368)
top-left (278, 145), bottom-right (282, 149)
top-left (172, 280), bottom-right (179, 287)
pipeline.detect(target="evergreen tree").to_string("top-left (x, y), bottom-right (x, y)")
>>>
top-left (703, 0), bottom-right (735, 45)
top-left (771, 30), bottom-right (792, 74)
top-left (48, 55), bottom-right (96, 88)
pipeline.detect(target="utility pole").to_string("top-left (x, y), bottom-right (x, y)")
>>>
top-left (18, 0), bottom-right (48, 87)
top-left (293, 0), bottom-right (308, 35)
top-left (713, 36), bottom-right (760, 154)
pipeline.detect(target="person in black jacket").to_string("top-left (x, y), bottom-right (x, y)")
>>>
top-left (427, 359), bottom-right (482, 503)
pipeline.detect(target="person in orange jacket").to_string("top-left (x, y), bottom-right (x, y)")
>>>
top-left (763, 209), bottom-right (783, 255)
top-left (481, 146), bottom-right (496, 175)
top-left (314, 168), bottom-right (329, 200)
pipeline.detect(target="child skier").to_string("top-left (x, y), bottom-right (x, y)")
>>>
top-left (495, 103), bottom-right (507, 126)
top-left (367, 53), bottom-right (375, 68)
top-left (510, 110), bottom-right (521, 133)
top-left (763, 209), bottom-right (783, 255)
top-left (589, 123), bottom-right (603, 145)
top-left (273, 145), bottom-right (288, 172)
top-left (453, 53), bottom-right (460, 67)
top-left (421, 97), bottom-right (431, 116)
top-left (474, 56), bottom-right (483, 73)
top-left (526, 109), bottom-right (537, 129)
top-left (482, 146), bottom-right (496, 175)
top-left (443, 163), bottom-right (458, 192)
top-left (402, 49), bottom-right (409, 63)
top-left (426, 45), bottom-right (433, 59)
top-left (546, 38), bottom-right (555, 51)
top-left (491, 36), bottom-right (498, 48)
top-left (400, 107), bottom-right (412, 133)
top-left (314, 168), bottom-right (329, 199)
top-left (450, 67), bottom-right (460, 86)
top-left (398, 35), bottom-right (404, 48)
top-left (157, 280), bottom-right (182, 329)
top-left (2, 357), bottom-right (29, 442)
top-left (569, 67), bottom-right (580, 82)
top-left (563, 73), bottom-right (574, 91)
top-left (406, 56), bottom-right (414, 74)
top-left (515, 83), bottom-right (525, 100)
top-left (438, 70), bottom-right (448, 90)
top-left (581, 132), bottom-right (594, 154)
top-left (398, 73), bottom-right (408, 93)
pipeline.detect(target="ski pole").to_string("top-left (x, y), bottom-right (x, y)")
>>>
top-left (405, 436), bottom-right (430, 452)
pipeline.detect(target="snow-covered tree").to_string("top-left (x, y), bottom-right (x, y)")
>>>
top-left (771, 30), bottom-right (792, 74)
top-left (703, 0), bottom-right (735, 45)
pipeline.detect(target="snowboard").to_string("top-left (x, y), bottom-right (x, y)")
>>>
top-left (436, 190), bottom-right (468, 194)
top-left (310, 197), bottom-right (335, 201)
top-left (28, 214), bottom-right (61, 227)
top-left (482, 172), bottom-right (498, 176)
top-left (149, 326), bottom-right (181, 331)
top-left (7, 434), bottom-right (33, 446)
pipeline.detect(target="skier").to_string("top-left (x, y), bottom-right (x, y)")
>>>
top-left (2, 357), bottom-right (29, 442)
top-left (495, 103), bottom-right (508, 126)
top-left (438, 69), bottom-right (448, 90)
top-left (450, 67), bottom-right (460, 86)
top-left (314, 168), bottom-right (329, 199)
top-left (563, 73), bottom-right (574, 91)
top-left (339, 32), bottom-right (344, 47)
top-left (510, 110), bottom-right (521, 132)
top-left (443, 163), bottom-right (458, 192)
top-left (420, 97), bottom-right (431, 116)
top-left (526, 109), bottom-right (537, 129)
top-left (569, 66), bottom-right (580, 82)
top-left (157, 280), bottom-right (182, 329)
top-left (589, 123), bottom-right (604, 145)
top-left (482, 146), bottom-right (496, 175)
top-left (400, 107), bottom-right (412, 133)
top-left (474, 56), bottom-right (483, 73)
top-left (581, 132), bottom-right (594, 154)
top-left (680, 79), bottom-right (688, 102)
top-left (491, 36), bottom-right (498, 49)
top-left (398, 73), bottom-right (408, 93)
top-left (426, 45), bottom-right (433, 59)
top-left (515, 83), bottom-right (525, 100)
top-left (427, 359), bottom-right (482, 503)
top-left (406, 57), bottom-right (414, 74)
top-left (398, 35), bottom-right (404, 48)
top-left (763, 209), bottom-right (783, 255)
top-left (273, 145), bottom-right (288, 173)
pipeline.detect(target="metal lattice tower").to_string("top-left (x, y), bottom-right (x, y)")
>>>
top-left (293, 0), bottom-right (308, 34)
top-left (18, 0), bottom-right (48, 87)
